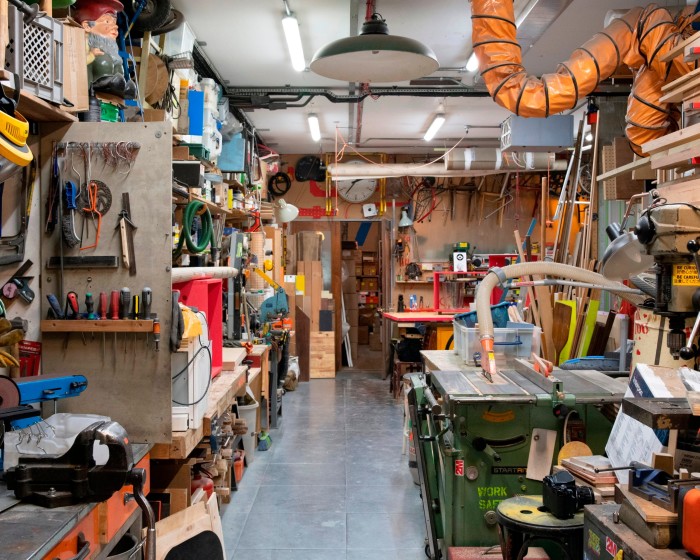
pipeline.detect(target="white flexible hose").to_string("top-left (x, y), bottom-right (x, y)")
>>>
top-left (172, 267), bottom-right (239, 283)
top-left (475, 262), bottom-right (647, 372)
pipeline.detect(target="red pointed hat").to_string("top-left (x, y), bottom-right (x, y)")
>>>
top-left (72, 0), bottom-right (124, 23)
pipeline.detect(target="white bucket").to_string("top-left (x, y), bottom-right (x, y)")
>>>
top-left (238, 400), bottom-right (259, 464)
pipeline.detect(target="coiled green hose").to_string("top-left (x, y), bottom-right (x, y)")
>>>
top-left (173, 200), bottom-right (213, 258)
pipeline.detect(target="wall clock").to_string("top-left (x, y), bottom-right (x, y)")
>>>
top-left (335, 161), bottom-right (377, 203)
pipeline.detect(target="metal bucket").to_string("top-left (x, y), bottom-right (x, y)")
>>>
top-left (107, 533), bottom-right (139, 560)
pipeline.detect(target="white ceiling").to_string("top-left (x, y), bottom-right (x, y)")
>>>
top-left (171, 0), bottom-right (682, 156)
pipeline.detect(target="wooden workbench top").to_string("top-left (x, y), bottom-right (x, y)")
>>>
top-left (382, 311), bottom-right (456, 323)
top-left (151, 366), bottom-right (247, 460)
top-left (0, 443), bottom-right (150, 560)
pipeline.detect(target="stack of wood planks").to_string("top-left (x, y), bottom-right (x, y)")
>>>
top-left (295, 234), bottom-right (335, 378)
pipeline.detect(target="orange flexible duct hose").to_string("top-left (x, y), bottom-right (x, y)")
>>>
top-left (471, 1), bottom-right (697, 154)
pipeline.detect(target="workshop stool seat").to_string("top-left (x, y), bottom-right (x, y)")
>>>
top-left (390, 356), bottom-right (422, 399)
top-left (496, 495), bottom-right (584, 560)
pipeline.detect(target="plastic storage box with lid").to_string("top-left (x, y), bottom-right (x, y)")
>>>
top-left (459, 326), bottom-right (541, 366)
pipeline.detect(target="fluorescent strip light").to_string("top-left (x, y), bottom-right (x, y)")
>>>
top-left (424, 114), bottom-right (446, 141)
top-left (308, 113), bottom-right (321, 141)
top-left (466, 52), bottom-right (479, 72)
top-left (515, 0), bottom-right (540, 27)
top-left (282, 13), bottom-right (306, 72)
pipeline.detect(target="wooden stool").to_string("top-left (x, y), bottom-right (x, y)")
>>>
top-left (391, 357), bottom-right (422, 399)
top-left (496, 495), bottom-right (584, 560)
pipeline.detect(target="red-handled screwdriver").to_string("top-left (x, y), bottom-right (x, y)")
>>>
top-left (99, 292), bottom-right (107, 320)
top-left (98, 292), bottom-right (107, 361)
top-left (110, 291), bottom-right (120, 320)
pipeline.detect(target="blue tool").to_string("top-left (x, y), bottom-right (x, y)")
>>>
top-left (13, 374), bottom-right (88, 428)
top-left (0, 374), bottom-right (88, 470)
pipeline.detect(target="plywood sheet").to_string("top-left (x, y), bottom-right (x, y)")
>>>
top-left (309, 331), bottom-right (335, 378)
top-left (39, 123), bottom-right (173, 443)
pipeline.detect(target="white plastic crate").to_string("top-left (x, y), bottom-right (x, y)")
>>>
top-left (461, 326), bottom-right (542, 367)
top-left (5, 5), bottom-right (63, 104)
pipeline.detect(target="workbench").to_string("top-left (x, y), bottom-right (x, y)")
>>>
top-left (383, 312), bottom-right (456, 351)
top-left (0, 444), bottom-right (150, 560)
top-left (151, 364), bottom-right (248, 460)
top-left (584, 504), bottom-right (688, 559)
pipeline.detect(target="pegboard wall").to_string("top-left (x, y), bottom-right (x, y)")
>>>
top-left (39, 122), bottom-right (173, 443)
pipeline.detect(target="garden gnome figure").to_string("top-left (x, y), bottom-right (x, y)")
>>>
top-left (72, 0), bottom-right (136, 99)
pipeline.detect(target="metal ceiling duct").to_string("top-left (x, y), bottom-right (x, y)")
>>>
top-left (328, 152), bottom-right (566, 179)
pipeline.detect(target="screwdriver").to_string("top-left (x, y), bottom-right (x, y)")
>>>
top-left (120, 288), bottom-right (130, 353)
top-left (153, 318), bottom-right (160, 352)
top-left (65, 292), bottom-right (85, 346)
top-left (99, 292), bottom-right (107, 361)
top-left (142, 287), bottom-right (152, 347)
top-left (110, 290), bottom-right (119, 358)
top-left (85, 293), bottom-right (97, 320)
top-left (110, 290), bottom-right (120, 319)
top-left (131, 295), bottom-right (140, 349)
top-left (46, 294), bottom-right (64, 319)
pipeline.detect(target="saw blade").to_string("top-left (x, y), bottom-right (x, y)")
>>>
top-left (0, 375), bottom-right (20, 409)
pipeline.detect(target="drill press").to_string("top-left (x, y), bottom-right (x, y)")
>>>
top-left (634, 198), bottom-right (700, 360)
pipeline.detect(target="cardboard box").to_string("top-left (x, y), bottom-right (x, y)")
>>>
top-left (346, 308), bottom-right (359, 327)
top-left (363, 263), bottom-right (378, 276)
top-left (342, 274), bottom-right (357, 293)
top-left (349, 328), bottom-right (358, 343)
top-left (358, 325), bottom-right (370, 345)
top-left (143, 108), bottom-right (167, 122)
top-left (344, 293), bottom-right (358, 310)
top-left (173, 145), bottom-right (191, 160)
top-left (359, 308), bottom-right (375, 327)
top-left (60, 19), bottom-right (89, 112)
top-left (369, 331), bottom-right (382, 351)
top-left (149, 460), bottom-right (193, 515)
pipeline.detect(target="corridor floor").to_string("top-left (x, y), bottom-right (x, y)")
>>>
top-left (222, 371), bottom-right (428, 559)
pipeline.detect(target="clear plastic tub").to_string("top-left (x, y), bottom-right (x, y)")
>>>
top-left (461, 326), bottom-right (542, 367)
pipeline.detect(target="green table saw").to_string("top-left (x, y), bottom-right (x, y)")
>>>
top-left (410, 351), bottom-right (626, 558)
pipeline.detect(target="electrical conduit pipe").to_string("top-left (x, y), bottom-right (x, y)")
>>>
top-left (470, 1), bottom-right (697, 154)
top-left (475, 262), bottom-right (647, 374)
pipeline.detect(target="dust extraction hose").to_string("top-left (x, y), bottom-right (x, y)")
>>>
top-left (471, 1), bottom-right (697, 154)
top-left (475, 262), bottom-right (647, 374)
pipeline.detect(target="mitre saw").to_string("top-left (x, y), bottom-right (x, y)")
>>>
top-left (253, 267), bottom-right (289, 323)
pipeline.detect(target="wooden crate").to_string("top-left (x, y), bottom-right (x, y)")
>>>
top-left (602, 137), bottom-right (645, 200)
top-left (309, 331), bottom-right (335, 378)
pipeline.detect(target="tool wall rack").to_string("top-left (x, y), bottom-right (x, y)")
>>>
top-left (40, 319), bottom-right (154, 332)
top-left (39, 122), bottom-right (173, 444)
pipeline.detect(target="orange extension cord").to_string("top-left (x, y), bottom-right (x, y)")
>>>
top-left (470, 1), bottom-right (699, 154)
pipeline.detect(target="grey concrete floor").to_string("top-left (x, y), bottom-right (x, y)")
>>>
top-left (222, 370), bottom-right (427, 559)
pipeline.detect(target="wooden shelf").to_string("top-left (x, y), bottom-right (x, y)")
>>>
top-left (151, 365), bottom-right (248, 460)
top-left (1, 70), bottom-right (78, 123)
top-left (41, 320), bottom-right (154, 333)
top-left (173, 189), bottom-right (250, 224)
top-left (395, 280), bottom-right (433, 284)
